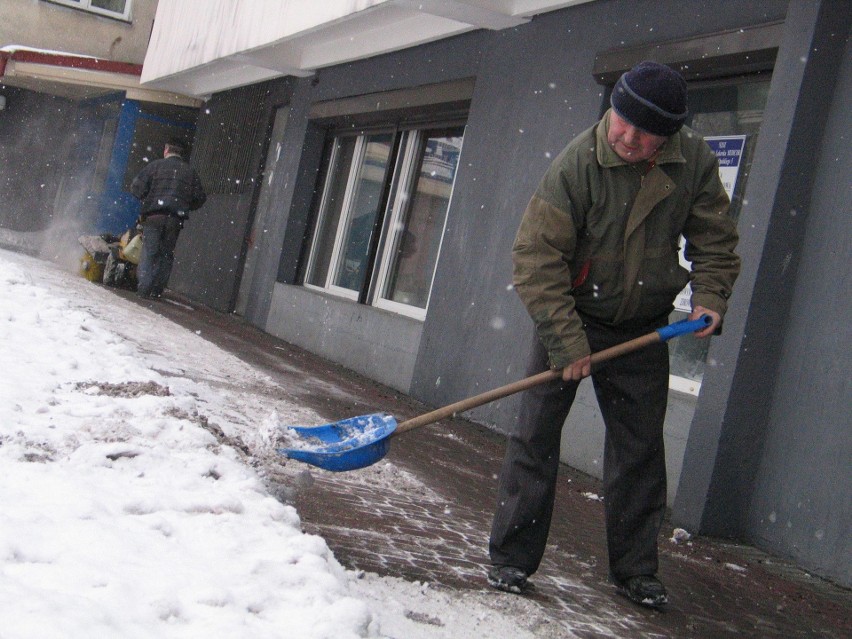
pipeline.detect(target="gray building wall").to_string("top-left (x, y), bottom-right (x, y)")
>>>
top-left (748, 29), bottom-right (850, 584)
top-left (169, 81), bottom-right (292, 312)
top-left (0, 88), bottom-right (79, 234)
top-left (0, 87), bottom-right (121, 261)
top-left (170, 191), bottom-right (256, 311)
top-left (267, 285), bottom-right (423, 391)
top-left (675, 0), bottom-right (851, 585)
top-left (187, 0), bottom-right (848, 585)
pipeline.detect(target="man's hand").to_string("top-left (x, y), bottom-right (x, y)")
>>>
top-left (562, 355), bottom-right (591, 382)
top-left (691, 306), bottom-right (721, 338)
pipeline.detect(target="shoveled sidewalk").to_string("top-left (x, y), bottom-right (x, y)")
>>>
top-left (134, 290), bottom-right (850, 638)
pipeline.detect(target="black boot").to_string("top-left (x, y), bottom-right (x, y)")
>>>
top-left (487, 565), bottom-right (529, 593)
top-left (613, 574), bottom-right (668, 607)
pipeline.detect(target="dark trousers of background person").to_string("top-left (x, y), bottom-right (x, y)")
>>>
top-left (489, 312), bottom-right (671, 582)
top-left (137, 214), bottom-right (181, 298)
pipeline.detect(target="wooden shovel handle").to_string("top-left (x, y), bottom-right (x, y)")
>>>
top-left (395, 330), bottom-right (662, 435)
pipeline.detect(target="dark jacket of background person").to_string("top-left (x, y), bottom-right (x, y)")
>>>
top-left (131, 154), bottom-right (206, 219)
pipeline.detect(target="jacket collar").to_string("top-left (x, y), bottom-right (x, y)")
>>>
top-left (596, 108), bottom-right (686, 168)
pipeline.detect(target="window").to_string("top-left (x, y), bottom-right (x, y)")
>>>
top-left (44, 0), bottom-right (131, 22)
top-left (305, 125), bottom-right (464, 319)
top-left (667, 76), bottom-right (771, 394)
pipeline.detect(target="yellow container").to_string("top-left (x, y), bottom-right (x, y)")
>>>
top-left (80, 252), bottom-right (104, 282)
top-left (121, 233), bottom-right (142, 265)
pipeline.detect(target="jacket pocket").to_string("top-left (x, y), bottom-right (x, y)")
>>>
top-left (572, 255), bottom-right (623, 318)
top-left (639, 249), bottom-right (689, 314)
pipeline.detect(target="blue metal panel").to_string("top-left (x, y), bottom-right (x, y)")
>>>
top-left (98, 99), bottom-right (140, 234)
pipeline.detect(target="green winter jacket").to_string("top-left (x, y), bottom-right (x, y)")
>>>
top-left (512, 109), bottom-right (741, 368)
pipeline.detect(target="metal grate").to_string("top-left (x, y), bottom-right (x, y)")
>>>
top-left (192, 84), bottom-right (269, 195)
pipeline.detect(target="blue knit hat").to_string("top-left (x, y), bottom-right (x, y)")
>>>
top-left (610, 61), bottom-right (688, 136)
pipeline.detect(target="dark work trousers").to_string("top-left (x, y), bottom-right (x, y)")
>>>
top-left (489, 314), bottom-right (670, 581)
top-left (137, 214), bottom-right (181, 297)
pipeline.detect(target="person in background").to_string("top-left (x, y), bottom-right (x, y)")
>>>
top-left (487, 61), bottom-right (741, 607)
top-left (130, 138), bottom-right (206, 299)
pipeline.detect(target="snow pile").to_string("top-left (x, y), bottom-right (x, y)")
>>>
top-left (0, 251), bottom-right (572, 638)
top-left (670, 527), bottom-right (693, 544)
top-left (0, 257), bottom-right (373, 638)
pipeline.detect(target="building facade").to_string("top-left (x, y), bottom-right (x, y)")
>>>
top-left (0, 0), bottom-right (200, 258)
top-left (20, 0), bottom-right (852, 586)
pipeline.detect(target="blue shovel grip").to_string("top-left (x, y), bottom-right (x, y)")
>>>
top-left (656, 315), bottom-right (712, 342)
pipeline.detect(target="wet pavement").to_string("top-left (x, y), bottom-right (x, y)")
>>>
top-left (126, 289), bottom-right (850, 638)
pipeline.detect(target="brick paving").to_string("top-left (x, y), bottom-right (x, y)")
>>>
top-left (137, 291), bottom-right (850, 638)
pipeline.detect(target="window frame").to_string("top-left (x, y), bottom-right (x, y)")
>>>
top-left (320, 134), bottom-right (378, 301)
top-left (303, 121), bottom-right (464, 321)
top-left (304, 130), bottom-right (394, 302)
top-left (303, 134), bottom-right (355, 299)
top-left (369, 129), bottom-right (421, 316)
top-left (43, 0), bottom-right (132, 22)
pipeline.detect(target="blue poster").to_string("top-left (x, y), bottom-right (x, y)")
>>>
top-left (674, 135), bottom-right (748, 312)
top-left (705, 135), bottom-right (747, 200)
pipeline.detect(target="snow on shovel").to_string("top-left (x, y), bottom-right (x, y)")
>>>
top-left (277, 315), bottom-right (712, 472)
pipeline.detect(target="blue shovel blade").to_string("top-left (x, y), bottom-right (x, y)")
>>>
top-left (277, 413), bottom-right (398, 472)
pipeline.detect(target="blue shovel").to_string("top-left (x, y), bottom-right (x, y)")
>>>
top-left (278, 315), bottom-right (712, 472)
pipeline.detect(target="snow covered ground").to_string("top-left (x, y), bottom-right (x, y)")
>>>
top-left (0, 249), bottom-right (576, 639)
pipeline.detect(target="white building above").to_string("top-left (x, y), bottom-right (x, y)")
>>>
top-left (141, 0), bottom-right (592, 97)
